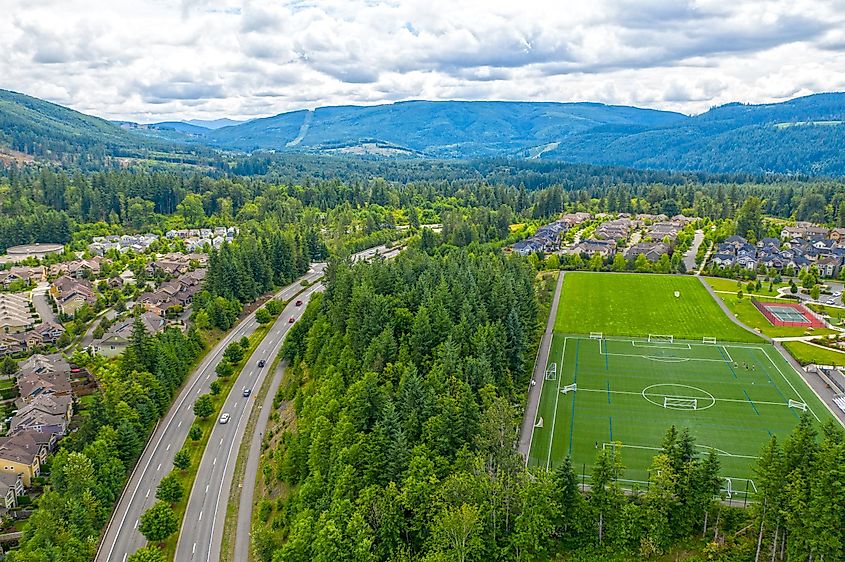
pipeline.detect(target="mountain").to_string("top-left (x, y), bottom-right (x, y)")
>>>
top-left (185, 118), bottom-right (242, 129)
top-left (0, 89), bottom-right (209, 165)
top-left (205, 101), bottom-right (686, 158)
top-left (2, 88), bottom-right (845, 175)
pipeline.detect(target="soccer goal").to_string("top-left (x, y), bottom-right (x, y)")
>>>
top-left (788, 399), bottom-right (808, 412)
top-left (561, 383), bottom-right (577, 394)
top-left (648, 334), bottom-right (674, 344)
top-left (544, 362), bottom-right (557, 381)
top-left (702, 336), bottom-right (717, 344)
top-left (589, 332), bottom-right (604, 340)
top-left (534, 416), bottom-right (544, 428)
top-left (664, 396), bottom-right (697, 410)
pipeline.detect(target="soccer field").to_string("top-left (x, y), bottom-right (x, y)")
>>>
top-left (527, 334), bottom-right (834, 498)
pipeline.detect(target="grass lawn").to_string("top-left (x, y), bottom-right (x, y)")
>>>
top-left (528, 334), bottom-right (833, 494)
top-left (809, 304), bottom-right (845, 327)
top-left (782, 341), bottom-right (845, 367)
top-left (555, 272), bottom-right (761, 343)
top-left (705, 276), bottom-right (789, 298)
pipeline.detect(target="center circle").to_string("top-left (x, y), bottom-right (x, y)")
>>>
top-left (641, 383), bottom-right (716, 411)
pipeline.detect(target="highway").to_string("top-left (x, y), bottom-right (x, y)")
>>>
top-left (96, 243), bottom-right (399, 562)
top-left (95, 264), bottom-right (326, 562)
top-left (175, 243), bottom-right (401, 562)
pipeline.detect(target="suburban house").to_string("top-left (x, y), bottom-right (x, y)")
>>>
top-left (97, 311), bottom-right (167, 357)
top-left (625, 242), bottom-right (670, 262)
top-left (50, 275), bottom-right (96, 316)
top-left (571, 239), bottom-right (618, 257)
top-left (709, 232), bottom-right (845, 276)
top-left (0, 266), bottom-right (45, 288)
top-left (0, 431), bottom-right (48, 486)
top-left (0, 293), bottom-right (35, 334)
top-left (0, 472), bottom-right (24, 509)
top-left (781, 223), bottom-right (831, 240)
top-left (9, 394), bottom-right (74, 437)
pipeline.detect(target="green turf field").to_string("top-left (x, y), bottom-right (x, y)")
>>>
top-left (527, 335), bottom-right (834, 498)
top-left (554, 272), bottom-right (762, 343)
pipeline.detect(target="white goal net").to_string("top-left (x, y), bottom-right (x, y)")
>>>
top-left (664, 396), bottom-right (697, 410)
top-left (648, 334), bottom-right (674, 344)
top-left (561, 383), bottom-right (577, 394)
top-left (788, 399), bottom-right (807, 412)
top-left (544, 362), bottom-right (557, 381)
top-left (702, 336), bottom-right (717, 344)
top-left (589, 332), bottom-right (603, 340)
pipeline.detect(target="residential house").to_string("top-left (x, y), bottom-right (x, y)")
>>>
top-left (97, 311), bottom-right (166, 357)
top-left (817, 256), bottom-right (843, 278)
top-left (9, 394), bottom-right (74, 437)
top-left (0, 472), bottom-right (24, 509)
top-left (50, 275), bottom-right (96, 316)
top-left (830, 228), bottom-right (845, 242)
top-left (0, 431), bottom-right (48, 486)
top-left (625, 242), bottom-right (669, 262)
top-left (0, 293), bottom-right (35, 334)
top-left (25, 322), bottom-right (65, 348)
top-left (572, 239), bottom-right (618, 257)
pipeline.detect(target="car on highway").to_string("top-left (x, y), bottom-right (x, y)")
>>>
top-left (289, 316), bottom-right (295, 323)
top-left (295, 300), bottom-right (303, 306)
top-left (243, 387), bottom-right (251, 397)
top-left (258, 359), bottom-right (265, 367)
top-left (219, 413), bottom-right (230, 424)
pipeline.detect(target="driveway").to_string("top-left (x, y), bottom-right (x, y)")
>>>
top-left (31, 282), bottom-right (58, 325)
top-left (683, 229), bottom-right (704, 273)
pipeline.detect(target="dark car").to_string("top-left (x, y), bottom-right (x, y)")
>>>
top-left (295, 300), bottom-right (303, 306)
top-left (258, 359), bottom-right (266, 368)
top-left (243, 387), bottom-right (251, 397)
top-left (289, 316), bottom-right (295, 323)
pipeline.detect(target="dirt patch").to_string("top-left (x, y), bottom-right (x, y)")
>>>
top-left (0, 148), bottom-right (34, 165)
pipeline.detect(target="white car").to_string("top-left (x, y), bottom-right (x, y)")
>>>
top-left (219, 413), bottom-right (230, 424)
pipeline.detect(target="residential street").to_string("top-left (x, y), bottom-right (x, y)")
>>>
top-left (31, 281), bottom-right (58, 325)
top-left (683, 229), bottom-right (704, 273)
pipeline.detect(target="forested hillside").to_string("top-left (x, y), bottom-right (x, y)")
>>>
top-left (5, 88), bottom-right (845, 175)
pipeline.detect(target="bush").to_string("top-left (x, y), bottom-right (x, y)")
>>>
top-left (209, 380), bottom-right (221, 395)
top-left (255, 308), bottom-right (272, 324)
top-left (189, 424), bottom-right (202, 441)
top-left (265, 300), bottom-right (282, 316)
top-left (240, 336), bottom-right (250, 349)
top-left (128, 546), bottom-right (166, 562)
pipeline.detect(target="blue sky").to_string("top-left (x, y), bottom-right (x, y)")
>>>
top-left (3, 0), bottom-right (845, 122)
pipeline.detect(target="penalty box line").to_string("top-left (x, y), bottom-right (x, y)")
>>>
top-left (597, 340), bottom-right (736, 364)
top-left (577, 386), bottom-right (798, 408)
top-left (601, 441), bottom-right (760, 460)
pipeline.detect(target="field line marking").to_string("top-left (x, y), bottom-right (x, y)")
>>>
top-left (567, 340), bottom-right (580, 457)
top-left (631, 341), bottom-right (691, 350)
top-left (761, 346), bottom-right (821, 422)
top-left (546, 337), bottom-right (565, 469)
top-left (742, 389), bottom-right (760, 415)
top-left (721, 345), bottom-right (734, 363)
top-left (719, 346), bottom-right (738, 379)
top-left (578, 386), bottom-right (793, 407)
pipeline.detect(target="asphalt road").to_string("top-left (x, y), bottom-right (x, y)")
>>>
top-left (95, 263), bottom-right (326, 562)
top-left (96, 244), bottom-right (400, 562)
top-left (174, 282), bottom-right (324, 562)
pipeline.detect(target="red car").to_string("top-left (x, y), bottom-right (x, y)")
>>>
top-left (295, 300), bottom-right (303, 306)
top-left (288, 316), bottom-right (295, 323)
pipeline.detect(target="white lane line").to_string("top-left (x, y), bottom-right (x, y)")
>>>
top-left (134, 519), bottom-right (138, 529)
top-left (145, 489), bottom-right (150, 499)
top-left (219, 438), bottom-right (224, 446)
top-left (178, 420), bottom-right (182, 428)
top-left (197, 387), bottom-right (202, 394)
top-left (122, 554), bottom-right (127, 562)
top-left (205, 484), bottom-right (209, 494)
top-left (213, 457), bottom-right (217, 465)
top-left (206, 374), bottom-right (210, 380)
top-left (199, 510), bottom-right (203, 521)
top-left (157, 463), bottom-right (161, 471)
top-left (166, 443), bottom-right (171, 451)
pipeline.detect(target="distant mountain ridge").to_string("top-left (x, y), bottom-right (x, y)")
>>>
top-left (2, 88), bottom-right (845, 175)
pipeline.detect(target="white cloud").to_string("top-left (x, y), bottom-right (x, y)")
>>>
top-left (1, 0), bottom-right (844, 122)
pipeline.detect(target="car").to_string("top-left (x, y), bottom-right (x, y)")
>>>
top-left (243, 387), bottom-right (251, 397)
top-left (295, 300), bottom-right (303, 306)
top-left (827, 299), bottom-right (836, 304)
top-left (258, 359), bottom-right (266, 368)
top-left (219, 413), bottom-right (230, 424)
top-left (289, 316), bottom-right (295, 323)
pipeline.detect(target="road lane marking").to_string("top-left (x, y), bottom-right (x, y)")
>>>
top-left (213, 457), bottom-right (216, 465)
top-left (199, 510), bottom-right (203, 521)
top-left (134, 519), bottom-right (138, 529)
top-left (219, 438), bottom-right (224, 446)
top-left (145, 489), bottom-right (150, 498)
top-left (178, 420), bottom-right (182, 428)
top-left (157, 463), bottom-right (161, 471)
top-left (205, 484), bottom-right (209, 494)
top-left (166, 443), bottom-right (171, 451)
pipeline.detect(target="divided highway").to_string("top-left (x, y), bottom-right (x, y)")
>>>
top-left (96, 244), bottom-right (398, 562)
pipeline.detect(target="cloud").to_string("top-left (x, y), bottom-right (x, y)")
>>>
top-left (0, 0), bottom-right (844, 122)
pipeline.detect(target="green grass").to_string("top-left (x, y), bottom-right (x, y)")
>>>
top-left (712, 292), bottom-right (836, 339)
top-left (782, 341), bottom-right (845, 367)
top-left (528, 335), bottom-right (833, 493)
top-left (555, 272), bottom-right (761, 343)
top-left (705, 276), bottom-right (789, 297)
top-left (809, 304), bottom-right (845, 326)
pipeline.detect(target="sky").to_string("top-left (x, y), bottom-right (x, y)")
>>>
top-left (3, 0), bottom-right (845, 123)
